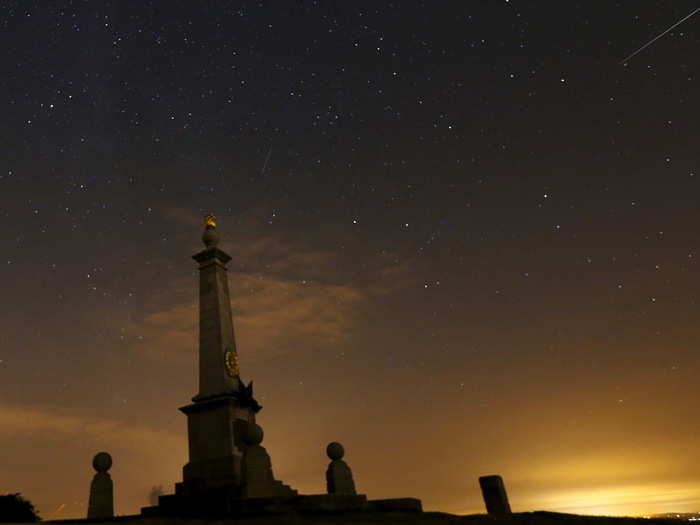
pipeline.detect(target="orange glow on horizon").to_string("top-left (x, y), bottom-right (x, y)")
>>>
top-left (511, 482), bottom-right (700, 518)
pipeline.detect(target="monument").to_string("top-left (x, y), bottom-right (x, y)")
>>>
top-left (142, 215), bottom-right (422, 518)
top-left (176, 214), bottom-right (293, 500)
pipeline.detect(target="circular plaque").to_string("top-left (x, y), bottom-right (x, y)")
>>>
top-left (224, 348), bottom-right (239, 377)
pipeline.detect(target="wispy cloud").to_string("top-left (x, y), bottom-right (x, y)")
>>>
top-left (0, 405), bottom-right (180, 448)
top-left (126, 208), bottom-right (414, 363)
top-left (128, 270), bottom-right (365, 363)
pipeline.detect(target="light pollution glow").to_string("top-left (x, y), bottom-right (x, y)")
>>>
top-left (3, 222), bottom-right (700, 520)
top-left (510, 482), bottom-right (700, 517)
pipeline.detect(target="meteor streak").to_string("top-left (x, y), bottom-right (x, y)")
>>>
top-left (260, 147), bottom-right (272, 176)
top-left (620, 6), bottom-right (700, 64)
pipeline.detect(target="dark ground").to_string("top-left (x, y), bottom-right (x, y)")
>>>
top-left (46, 512), bottom-right (684, 525)
top-left (234, 511), bottom-right (684, 525)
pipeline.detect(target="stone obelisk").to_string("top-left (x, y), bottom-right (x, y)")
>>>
top-left (177, 214), bottom-right (261, 497)
top-left (140, 216), bottom-right (421, 517)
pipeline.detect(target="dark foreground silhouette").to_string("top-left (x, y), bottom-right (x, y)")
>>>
top-left (45, 510), bottom-right (684, 525)
top-left (0, 493), bottom-right (40, 522)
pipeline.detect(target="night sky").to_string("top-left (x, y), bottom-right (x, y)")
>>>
top-left (3, 1), bottom-right (700, 519)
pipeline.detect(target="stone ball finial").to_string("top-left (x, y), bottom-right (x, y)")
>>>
top-left (242, 422), bottom-right (264, 446)
top-left (202, 214), bottom-right (219, 248)
top-left (326, 442), bottom-right (344, 460)
top-left (92, 452), bottom-right (112, 472)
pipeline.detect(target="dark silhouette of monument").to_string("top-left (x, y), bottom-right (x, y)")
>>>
top-left (87, 453), bottom-right (113, 519)
top-left (479, 475), bottom-right (511, 516)
top-left (142, 215), bottom-right (422, 518)
top-left (176, 214), bottom-right (292, 500)
top-left (326, 442), bottom-right (356, 495)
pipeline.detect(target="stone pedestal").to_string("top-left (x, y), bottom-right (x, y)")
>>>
top-left (325, 442), bottom-right (356, 495)
top-left (479, 475), bottom-right (511, 516)
top-left (178, 395), bottom-right (257, 496)
top-left (142, 493), bottom-right (425, 518)
top-left (87, 452), bottom-right (113, 519)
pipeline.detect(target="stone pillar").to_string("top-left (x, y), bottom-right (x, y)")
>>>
top-left (478, 475), bottom-right (511, 516)
top-left (192, 215), bottom-right (241, 400)
top-left (239, 422), bottom-right (296, 499)
top-left (241, 422), bottom-right (275, 498)
top-left (87, 452), bottom-right (113, 519)
top-left (325, 442), bottom-right (356, 495)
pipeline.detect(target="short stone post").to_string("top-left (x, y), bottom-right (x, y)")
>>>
top-left (241, 422), bottom-right (276, 498)
top-left (478, 475), bottom-right (511, 516)
top-left (325, 442), bottom-right (356, 495)
top-left (87, 452), bottom-right (114, 519)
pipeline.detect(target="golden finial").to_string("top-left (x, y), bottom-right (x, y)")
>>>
top-left (202, 213), bottom-right (219, 248)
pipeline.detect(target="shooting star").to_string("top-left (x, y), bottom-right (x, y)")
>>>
top-left (50, 504), bottom-right (67, 518)
top-left (621, 6), bottom-right (700, 64)
top-left (260, 147), bottom-right (272, 176)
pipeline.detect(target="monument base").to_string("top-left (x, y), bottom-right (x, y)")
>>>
top-left (141, 493), bottom-right (422, 518)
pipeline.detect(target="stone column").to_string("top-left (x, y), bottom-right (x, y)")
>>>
top-left (192, 215), bottom-right (241, 400)
top-left (478, 475), bottom-right (511, 516)
top-left (325, 442), bottom-right (356, 495)
top-left (87, 452), bottom-right (113, 519)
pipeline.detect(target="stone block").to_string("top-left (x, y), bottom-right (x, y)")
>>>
top-left (479, 475), bottom-right (511, 516)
